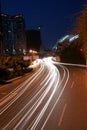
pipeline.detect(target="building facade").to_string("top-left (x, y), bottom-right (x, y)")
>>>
top-left (1, 14), bottom-right (27, 54)
top-left (26, 29), bottom-right (42, 52)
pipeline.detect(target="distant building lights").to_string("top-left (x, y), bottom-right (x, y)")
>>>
top-left (8, 30), bottom-right (11, 33)
top-left (19, 49), bottom-right (21, 51)
top-left (29, 49), bottom-right (33, 53)
top-left (6, 49), bottom-right (8, 51)
top-left (23, 49), bottom-right (26, 55)
top-left (69, 34), bottom-right (79, 42)
top-left (29, 49), bottom-right (37, 54)
top-left (38, 27), bottom-right (41, 30)
top-left (59, 35), bottom-right (69, 43)
top-left (80, 48), bottom-right (83, 52)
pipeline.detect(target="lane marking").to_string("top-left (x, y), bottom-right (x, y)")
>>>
top-left (71, 81), bottom-right (74, 89)
top-left (58, 103), bottom-right (67, 127)
top-left (41, 65), bottom-right (69, 130)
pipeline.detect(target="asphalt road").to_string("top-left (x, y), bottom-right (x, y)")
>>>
top-left (0, 58), bottom-right (87, 130)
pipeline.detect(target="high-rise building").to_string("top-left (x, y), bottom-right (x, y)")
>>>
top-left (26, 29), bottom-right (42, 52)
top-left (1, 14), bottom-right (27, 54)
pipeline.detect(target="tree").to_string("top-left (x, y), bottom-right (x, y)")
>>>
top-left (72, 4), bottom-right (87, 64)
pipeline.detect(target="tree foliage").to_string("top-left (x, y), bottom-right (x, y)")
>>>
top-left (72, 4), bottom-right (87, 62)
top-left (0, 55), bottom-right (32, 81)
top-left (60, 42), bottom-right (86, 64)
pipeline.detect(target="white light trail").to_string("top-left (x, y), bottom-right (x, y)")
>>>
top-left (41, 65), bottom-right (69, 130)
top-left (13, 58), bottom-right (60, 130)
top-left (30, 72), bottom-right (59, 130)
top-left (2, 58), bottom-right (60, 130)
top-left (0, 60), bottom-right (45, 114)
top-left (1, 57), bottom-right (70, 130)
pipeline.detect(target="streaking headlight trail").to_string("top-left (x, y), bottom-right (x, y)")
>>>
top-left (0, 57), bottom-right (70, 130)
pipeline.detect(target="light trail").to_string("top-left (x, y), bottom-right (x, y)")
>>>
top-left (29, 57), bottom-right (70, 130)
top-left (1, 57), bottom-right (70, 130)
top-left (0, 60), bottom-right (45, 114)
top-left (4, 62), bottom-right (58, 130)
top-left (1, 58), bottom-right (60, 130)
top-left (30, 68), bottom-right (60, 130)
top-left (13, 67), bottom-right (59, 130)
top-left (41, 65), bottom-right (69, 130)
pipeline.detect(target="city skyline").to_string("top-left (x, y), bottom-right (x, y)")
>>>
top-left (1, 0), bottom-right (87, 50)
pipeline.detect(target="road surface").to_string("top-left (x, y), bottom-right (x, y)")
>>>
top-left (0, 58), bottom-right (87, 130)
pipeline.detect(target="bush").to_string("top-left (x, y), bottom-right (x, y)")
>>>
top-left (0, 68), bottom-right (11, 80)
top-left (0, 55), bottom-right (32, 82)
top-left (60, 45), bottom-right (86, 64)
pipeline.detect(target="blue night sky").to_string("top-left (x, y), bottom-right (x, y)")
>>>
top-left (1, 0), bottom-right (87, 50)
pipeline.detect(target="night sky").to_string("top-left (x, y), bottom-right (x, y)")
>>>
top-left (1, 0), bottom-right (87, 50)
